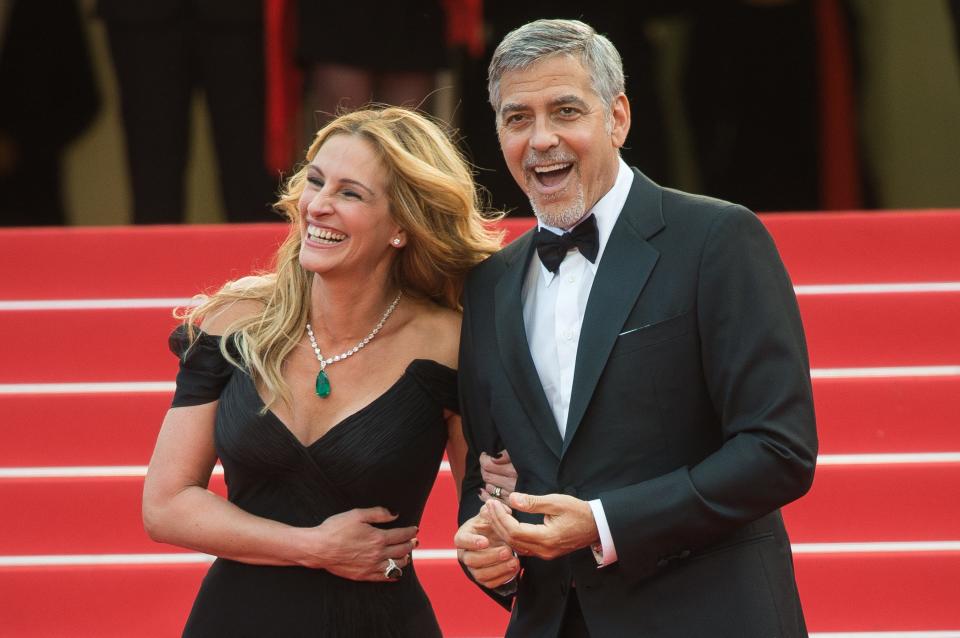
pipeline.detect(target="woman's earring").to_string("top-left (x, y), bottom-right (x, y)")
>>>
top-left (392, 237), bottom-right (402, 246)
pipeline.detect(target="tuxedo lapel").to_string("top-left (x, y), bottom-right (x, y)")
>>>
top-left (494, 233), bottom-right (564, 459)
top-left (562, 170), bottom-right (665, 456)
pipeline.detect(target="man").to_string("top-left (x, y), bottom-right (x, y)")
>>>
top-left (455, 19), bottom-right (817, 637)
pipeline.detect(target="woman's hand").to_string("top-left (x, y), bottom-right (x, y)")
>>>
top-left (478, 449), bottom-right (518, 507)
top-left (301, 507), bottom-right (419, 582)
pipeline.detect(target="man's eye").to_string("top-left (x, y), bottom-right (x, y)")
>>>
top-left (558, 107), bottom-right (579, 117)
top-left (505, 114), bottom-right (527, 125)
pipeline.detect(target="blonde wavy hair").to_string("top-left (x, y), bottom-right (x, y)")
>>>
top-left (178, 106), bottom-right (503, 411)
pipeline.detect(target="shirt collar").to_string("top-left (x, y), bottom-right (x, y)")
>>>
top-left (535, 158), bottom-right (634, 282)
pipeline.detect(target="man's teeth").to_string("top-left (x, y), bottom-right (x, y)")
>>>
top-left (307, 227), bottom-right (346, 243)
top-left (533, 163), bottom-right (571, 173)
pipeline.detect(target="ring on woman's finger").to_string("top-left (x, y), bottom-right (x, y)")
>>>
top-left (384, 557), bottom-right (403, 579)
top-left (493, 486), bottom-right (502, 499)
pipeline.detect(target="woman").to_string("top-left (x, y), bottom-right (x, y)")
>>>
top-left (143, 107), bottom-right (507, 636)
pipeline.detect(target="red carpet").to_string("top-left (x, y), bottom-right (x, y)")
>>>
top-left (1, 211), bottom-right (958, 636)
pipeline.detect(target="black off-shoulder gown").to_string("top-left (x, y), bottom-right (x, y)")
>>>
top-left (168, 327), bottom-right (456, 637)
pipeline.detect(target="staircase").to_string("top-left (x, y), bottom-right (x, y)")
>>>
top-left (1, 212), bottom-right (958, 637)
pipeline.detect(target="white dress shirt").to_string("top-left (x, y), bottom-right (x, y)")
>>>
top-left (521, 158), bottom-right (634, 566)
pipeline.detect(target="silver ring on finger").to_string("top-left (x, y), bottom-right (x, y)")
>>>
top-left (384, 557), bottom-right (403, 579)
top-left (493, 486), bottom-right (502, 499)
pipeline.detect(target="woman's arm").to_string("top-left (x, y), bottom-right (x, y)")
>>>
top-left (143, 402), bottom-right (305, 565)
top-left (143, 402), bottom-right (418, 580)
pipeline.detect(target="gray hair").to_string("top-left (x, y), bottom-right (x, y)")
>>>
top-left (487, 19), bottom-right (625, 113)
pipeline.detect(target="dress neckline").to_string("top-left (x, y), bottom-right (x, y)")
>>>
top-left (243, 358), bottom-right (455, 450)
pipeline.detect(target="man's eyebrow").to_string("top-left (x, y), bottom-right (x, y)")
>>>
top-left (499, 102), bottom-right (528, 118)
top-left (549, 95), bottom-right (589, 109)
top-left (499, 95), bottom-right (590, 118)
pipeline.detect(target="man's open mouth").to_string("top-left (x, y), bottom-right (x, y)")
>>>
top-left (531, 163), bottom-right (574, 188)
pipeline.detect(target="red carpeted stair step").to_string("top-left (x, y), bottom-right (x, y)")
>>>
top-left (3, 464), bottom-right (958, 556)
top-left (814, 376), bottom-right (960, 453)
top-left (3, 291), bottom-right (958, 383)
top-left (3, 214), bottom-right (958, 301)
top-left (0, 393), bottom-right (170, 466)
top-left (0, 308), bottom-right (181, 383)
top-left (795, 550), bottom-right (960, 631)
top-left (798, 292), bottom-right (960, 368)
top-left (0, 224), bottom-right (289, 301)
top-left (763, 211), bottom-right (960, 284)
top-left (2, 376), bottom-right (957, 467)
top-left (0, 221), bottom-right (537, 301)
top-left (0, 560), bottom-right (510, 638)
top-left (1, 551), bottom-right (958, 637)
top-left (781, 462), bottom-right (960, 542)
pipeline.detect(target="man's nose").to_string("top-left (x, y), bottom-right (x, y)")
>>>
top-left (529, 118), bottom-right (559, 152)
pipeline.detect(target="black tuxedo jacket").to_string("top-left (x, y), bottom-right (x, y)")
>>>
top-left (458, 169), bottom-right (818, 637)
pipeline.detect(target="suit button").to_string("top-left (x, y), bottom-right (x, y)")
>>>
top-left (656, 558), bottom-right (668, 568)
top-left (562, 486), bottom-right (578, 497)
top-left (679, 550), bottom-right (691, 559)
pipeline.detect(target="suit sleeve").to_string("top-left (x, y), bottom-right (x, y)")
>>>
top-left (457, 282), bottom-right (487, 526)
top-left (599, 205), bottom-right (818, 579)
top-left (456, 280), bottom-right (515, 609)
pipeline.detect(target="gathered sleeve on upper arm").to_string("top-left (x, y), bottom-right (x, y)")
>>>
top-left (168, 325), bottom-right (239, 408)
top-left (407, 360), bottom-right (459, 414)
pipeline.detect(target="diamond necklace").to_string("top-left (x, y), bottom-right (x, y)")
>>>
top-left (305, 291), bottom-right (403, 398)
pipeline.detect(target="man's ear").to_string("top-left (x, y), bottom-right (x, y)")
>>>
top-left (610, 93), bottom-right (631, 149)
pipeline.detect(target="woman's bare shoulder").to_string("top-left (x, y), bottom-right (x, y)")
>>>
top-left (200, 299), bottom-right (264, 336)
top-left (408, 301), bottom-right (461, 369)
top-left (198, 276), bottom-right (272, 336)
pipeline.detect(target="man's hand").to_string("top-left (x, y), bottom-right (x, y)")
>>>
top-left (484, 492), bottom-right (599, 561)
top-left (454, 512), bottom-right (520, 589)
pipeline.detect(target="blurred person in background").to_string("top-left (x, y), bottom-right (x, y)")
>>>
top-left (297, 0), bottom-right (446, 132)
top-left (98, 0), bottom-right (275, 223)
top-left (0, 0), bottom-right (99, 226)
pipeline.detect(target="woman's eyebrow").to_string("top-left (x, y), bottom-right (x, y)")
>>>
top-left (306, 167), bottom-right (374, 196)
top-left (340, 178), bottom-right (374, 196)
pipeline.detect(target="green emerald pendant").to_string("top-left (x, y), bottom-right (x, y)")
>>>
top-left (315, 370), bottom-right (331, 398)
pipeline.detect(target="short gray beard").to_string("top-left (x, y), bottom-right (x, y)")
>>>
top-left (523, 151), bottom-right (586, 229)
top-left (530, 184), bottom-right (585, 229)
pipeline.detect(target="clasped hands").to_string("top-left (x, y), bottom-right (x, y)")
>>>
top-left (455, 452), bottom-right (600, 589)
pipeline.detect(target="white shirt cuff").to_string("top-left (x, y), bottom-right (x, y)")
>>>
top-left (588, 499), bottom-right (618, 566)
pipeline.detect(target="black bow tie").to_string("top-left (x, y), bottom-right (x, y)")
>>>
top-left (534, 215), bottom-right (599, 274)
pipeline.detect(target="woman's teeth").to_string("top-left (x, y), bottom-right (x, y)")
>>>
top-left (307, 226), bottom-right (346, 244)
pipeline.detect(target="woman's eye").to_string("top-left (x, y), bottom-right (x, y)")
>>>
top-left (342, 190), bottom-right (360, 200)
top-left (307, 176), bottom-right (323, 188)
